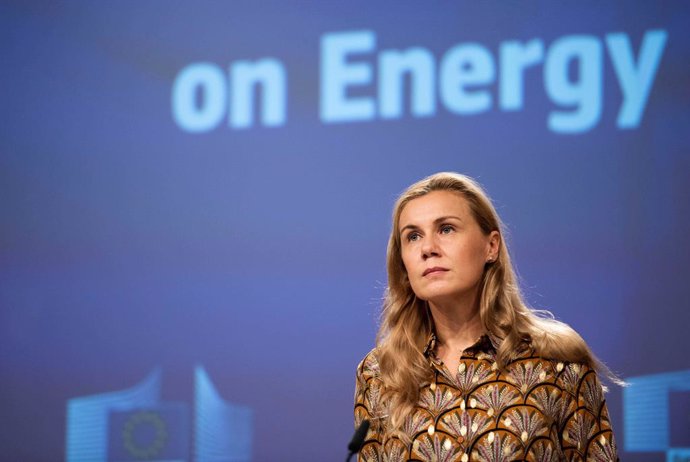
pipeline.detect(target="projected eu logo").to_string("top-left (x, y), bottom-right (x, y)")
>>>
top-left (623, 369), bottom-right (690, 462)
top-left (65, 367), bottom-right (252, 462)
top-left (109, 405), bottom-right (188, 461)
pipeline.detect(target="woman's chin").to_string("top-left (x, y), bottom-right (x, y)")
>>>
top-left (423, 288), bottom-right (480, 309)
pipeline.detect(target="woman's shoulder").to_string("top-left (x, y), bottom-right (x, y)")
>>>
top-left (510, 344), bottom-right (596, 372)
top-left (356, 347), bottom-right (381, 380)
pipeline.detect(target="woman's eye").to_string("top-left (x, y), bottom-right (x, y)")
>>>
top-left (407, 232), bottom-right (420, 242)
top-left (440, 225), bottom-right (454, 234)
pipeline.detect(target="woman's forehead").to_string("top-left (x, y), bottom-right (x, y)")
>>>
top-left (399, 191), bottom-right (470, 225)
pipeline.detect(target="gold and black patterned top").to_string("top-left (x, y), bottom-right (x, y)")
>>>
top-left (354, 334), bottom-right (618, 461)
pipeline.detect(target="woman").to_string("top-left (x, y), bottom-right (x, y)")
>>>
top-left (354, 172), bottom-right (619, 461)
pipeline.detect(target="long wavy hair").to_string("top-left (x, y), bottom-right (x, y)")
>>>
top-left (376, 172), bottom-right (619, 431)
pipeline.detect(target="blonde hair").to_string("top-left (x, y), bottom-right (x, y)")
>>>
top-left (376, 172), bottom-right (619, 431)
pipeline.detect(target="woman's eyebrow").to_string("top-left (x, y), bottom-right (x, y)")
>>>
top-left (399, 215), bottom-right (463, 235)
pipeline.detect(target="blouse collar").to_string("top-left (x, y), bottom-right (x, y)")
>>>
top-left (423, 330), bottom-right (500, 358)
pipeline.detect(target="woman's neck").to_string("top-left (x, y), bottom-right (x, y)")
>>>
top-left (429, 294), bottom-right (484, 353)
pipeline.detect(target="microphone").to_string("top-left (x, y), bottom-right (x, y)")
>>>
top-left (346, 419), bottom-right (370, 462)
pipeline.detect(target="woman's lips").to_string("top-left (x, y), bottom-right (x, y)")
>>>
top-left (423, 267), bottom-right (448, 276)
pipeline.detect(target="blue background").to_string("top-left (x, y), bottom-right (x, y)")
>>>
top-left (1, 2), bottom-right (689, 461)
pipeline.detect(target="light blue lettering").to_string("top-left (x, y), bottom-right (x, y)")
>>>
top-left (440, 43), bottom-right (495, 114)
top-left (500, 39), bottom-right (544, 110)
top-left (230, 59), bottom-right (287, 129)
top-left (545, 36), bottom-right (602, 133)
top-left (378, 48), bottom-right (436, 119)
top-left (606, 30), bottom-right (667, 129)
top-left (172, 63), bottom-right (226, 133)
top-left (320, 31), bottom-right (376, 122)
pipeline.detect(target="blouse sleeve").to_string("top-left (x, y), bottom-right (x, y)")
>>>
top-left (558, 362), bottom-right (619, 461)
top-left (354, 350), bottom-right (386, 462)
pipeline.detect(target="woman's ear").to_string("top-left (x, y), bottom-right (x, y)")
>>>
top-left (487, 230), bottom-right (500, 261)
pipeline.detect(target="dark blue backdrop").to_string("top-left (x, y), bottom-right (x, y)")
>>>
top-left (2, 2), bottom-right (689, 461)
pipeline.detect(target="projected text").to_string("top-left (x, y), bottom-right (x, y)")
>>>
top-left (172, 28), bottom-right (667, 134)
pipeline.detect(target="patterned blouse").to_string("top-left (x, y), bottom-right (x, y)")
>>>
top-left (354, 333), bottom-right (618, 461)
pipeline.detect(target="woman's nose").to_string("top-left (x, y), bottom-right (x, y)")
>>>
top-left (421, 235), bottom-right (440, 259)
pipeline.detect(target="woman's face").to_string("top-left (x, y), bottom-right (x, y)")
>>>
top-left (398, 190), bottom-right (499, 306)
